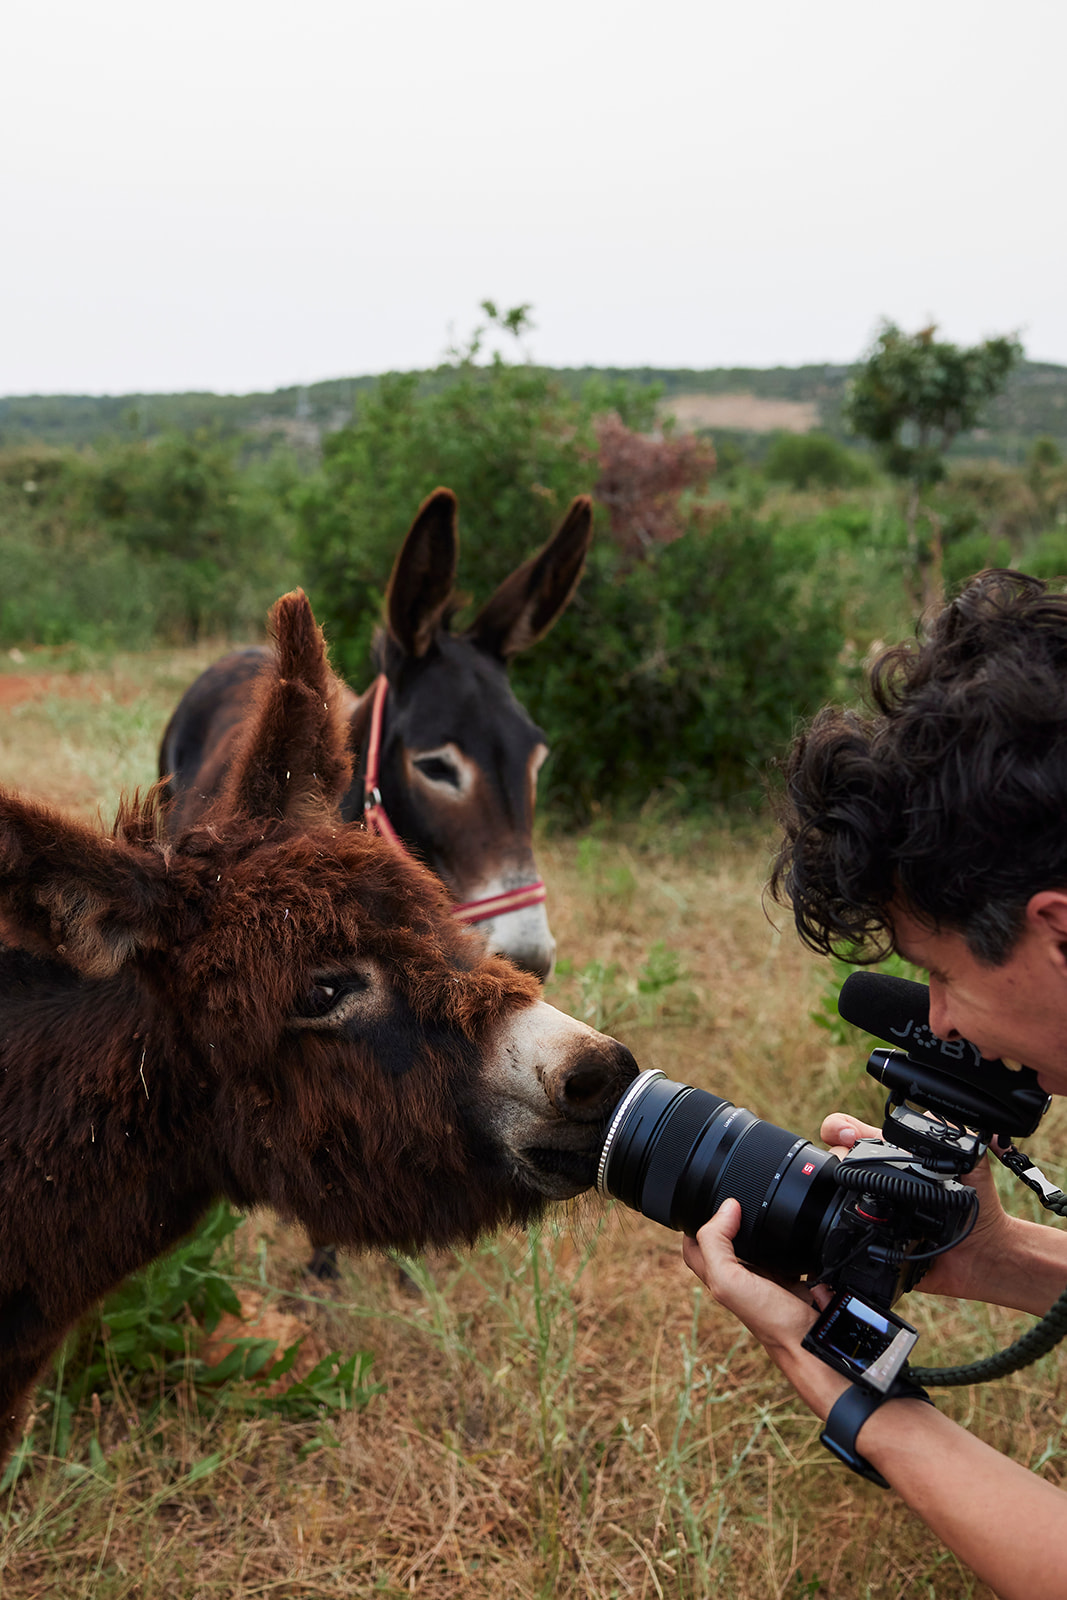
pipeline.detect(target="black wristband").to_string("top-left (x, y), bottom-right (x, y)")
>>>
top-left (820, 1376), bottom-right (932, 1489)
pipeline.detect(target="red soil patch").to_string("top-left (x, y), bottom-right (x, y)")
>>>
top-left (0, 675), bottom-right (70, 707)
top-left (0, 676), bottom-right (88, 709)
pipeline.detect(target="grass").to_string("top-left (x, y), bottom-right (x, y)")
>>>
top-left (1, 645), bottom-right (1066, 1596)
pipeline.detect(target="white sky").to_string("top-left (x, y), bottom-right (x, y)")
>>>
top-left (3, 0), bottom-right (1065, 395)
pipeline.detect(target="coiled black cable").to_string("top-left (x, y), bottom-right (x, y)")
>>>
top-left (834, 1162), bottom-right (975, 1213)
top-left (835, 1146), bottom-right (1067, 1387)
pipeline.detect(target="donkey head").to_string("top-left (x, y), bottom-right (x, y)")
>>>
top-left (0, 591), bottom-right (635, 1263)
top-left (345, 488), bottom-right (593, 983)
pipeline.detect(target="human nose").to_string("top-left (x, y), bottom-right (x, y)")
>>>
top-left (927, 978), bottom-right (961, 1041)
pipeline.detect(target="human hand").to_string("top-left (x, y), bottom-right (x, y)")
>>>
top-left (682, 1201), bottom-right (826, 1357)
top-left (682, 1200), bottom-right (846, 1420)
top-left (820, 1111), bottom-right (1014, 1303)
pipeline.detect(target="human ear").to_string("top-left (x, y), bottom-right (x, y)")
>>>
top-left (1025, 892), bottom-right (1067, 969)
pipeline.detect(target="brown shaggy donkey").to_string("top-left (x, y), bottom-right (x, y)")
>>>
top-left (0, 591), bottom-right (636, 1465)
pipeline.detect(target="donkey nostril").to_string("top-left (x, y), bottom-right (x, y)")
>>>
top-left (556, 1041), bottom-right (639, 1120)
top-left (565, 1066), bottom-right (614, 1108)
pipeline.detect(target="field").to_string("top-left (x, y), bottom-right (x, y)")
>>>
top-left (1, 647), bottom-right (1066, 1599)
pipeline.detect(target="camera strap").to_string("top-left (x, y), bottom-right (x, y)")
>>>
top-left (994, 1142), bottom-right (1067, 1213)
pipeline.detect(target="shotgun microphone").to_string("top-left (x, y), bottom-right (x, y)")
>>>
top-left (838, 972), bottom-right (993, 1069)
top-left (837, 971), bottom-right (1048, 1136)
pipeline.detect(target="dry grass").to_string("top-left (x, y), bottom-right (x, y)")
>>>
top-left (1, 645), bottom-right (1065, 1598)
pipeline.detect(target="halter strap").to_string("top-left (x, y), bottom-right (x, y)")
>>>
top-left (361, 674), bottom-right (546, 926)
top-left (362, 674), bottom-right (404, 850)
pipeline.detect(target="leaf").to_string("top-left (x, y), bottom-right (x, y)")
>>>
top-left (183, 1452), bottom-right (224, 1485)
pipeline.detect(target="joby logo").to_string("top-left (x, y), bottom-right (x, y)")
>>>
top-left (889, 1016), bottom-right (981, 1064)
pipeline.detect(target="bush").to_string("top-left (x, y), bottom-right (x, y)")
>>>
top-left (0, 446), bottom-right (161, 648)
top-left (92, 432), bottom-right (299, 640)
top-left (0, 435), bottom-right (299, 649)
top-left (0, 527), bottom-right (161, 649)
top-left (763, 431), bottom-right (875, 491)
top-left (295, 333), bottom-right (658, 683)
top-left (1015, 528), bottom-right (1067, 584)
top-left (296, 337), bottom-right (843, 820)
top-left (514, 511), bottom-right (844, 821)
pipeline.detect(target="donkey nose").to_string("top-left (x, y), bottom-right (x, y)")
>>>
top-left (549, 1037), bottom-right (639, 1122)
top-left (485, 928), bottom-right (556, 983)
top-left (509, 940), bottom-right (556, 983)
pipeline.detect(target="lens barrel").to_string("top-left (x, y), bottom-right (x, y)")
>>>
top-left (597, 1070), bottom-right (843, 1275)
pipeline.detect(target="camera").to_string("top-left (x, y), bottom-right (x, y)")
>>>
top-left (597, 972), bottom-right (1052, 1390)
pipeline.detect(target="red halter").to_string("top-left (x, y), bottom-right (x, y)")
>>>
top-left (361, 675), bottom-right (547, 927)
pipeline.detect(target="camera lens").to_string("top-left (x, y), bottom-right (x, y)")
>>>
top-left (597, 1071), bottom-right (844, 1275)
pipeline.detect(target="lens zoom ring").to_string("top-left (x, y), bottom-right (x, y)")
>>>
top-left (717, 1124), bottom-right (800, 1259)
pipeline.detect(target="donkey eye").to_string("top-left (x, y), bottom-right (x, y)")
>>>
top-left (414, 755), bottom-right (460, 788)
top-left (291, 971), bottom-right (372, 1025)
top-left (300, 982), bottom-right (340, 1019)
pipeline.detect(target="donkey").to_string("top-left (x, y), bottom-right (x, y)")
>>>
top-left (159, 487), bottom-right (594, 982)
top-left (0, 590), bottom-right (636, 1466)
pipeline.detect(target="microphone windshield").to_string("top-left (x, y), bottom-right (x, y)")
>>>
top-left (838, 971), bottom-right (1002, 1072)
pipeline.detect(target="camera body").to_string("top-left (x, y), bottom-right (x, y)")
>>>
top-left (597, 973), bottom-right (1051, 1389)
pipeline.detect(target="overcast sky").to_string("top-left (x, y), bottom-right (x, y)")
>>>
top-left (3, 0), bottom-right (1065, 395)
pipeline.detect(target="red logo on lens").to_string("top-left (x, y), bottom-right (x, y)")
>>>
top-left (802, 1162), bottom-right (815, 1175)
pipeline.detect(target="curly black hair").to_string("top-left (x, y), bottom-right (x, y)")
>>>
top-left (771, 570), bottom-right (1067, 965)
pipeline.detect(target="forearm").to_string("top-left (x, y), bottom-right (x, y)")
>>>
top-left (860, 1393), bottom-right (1067, 1600)
top-left (937, 1215), bottom-right (1067, 1315)
top-left (772, 1339), bottom-right (1067, 1600)
top-left (688, 1205), bottom-right (1067, 1600)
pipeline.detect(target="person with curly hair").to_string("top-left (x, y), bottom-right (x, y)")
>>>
top-left (685, 570), bottom-right (1067, 1599)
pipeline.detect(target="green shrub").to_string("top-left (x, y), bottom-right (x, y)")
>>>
top-left (92, 432), bottom-right (299, 640)
top-left (942, 528), bottom-right (1013, 595)
top-left (764, 431), bottom-right (875, 491)
top-left (1016, 528), bottom-right (1067, 584)
top-left (514, 511), bottom-right (844, 821)
top-left (0, 434), bottom-right (299, 649)
top-left (295, 343), bottom-right (656, 683)
top-left (295, 331), bottom-right (844, 820)
top-left (0, 527), bottom-right (160, 649)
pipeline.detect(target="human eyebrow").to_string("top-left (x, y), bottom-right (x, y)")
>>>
top-left (892, 945), bottom-right (938, 984)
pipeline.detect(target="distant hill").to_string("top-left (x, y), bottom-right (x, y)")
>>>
top-left (0, 377), bottom-right (380, 452)
top-left (3, 360), bottom-right (1066, 461)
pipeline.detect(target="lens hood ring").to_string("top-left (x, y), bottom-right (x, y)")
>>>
top-left (597, 1069), bottom-right (666, 1196)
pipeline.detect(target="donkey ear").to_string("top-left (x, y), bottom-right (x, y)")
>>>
top-left (0, 790), bottom-right (178, 978)
top-left (466, 495), bottom-right (594, 660)
top-left (219, 589), bottom-right (353, 826)
top-left (385, 488), bottom-right (459, 660)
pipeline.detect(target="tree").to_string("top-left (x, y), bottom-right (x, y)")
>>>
top-left (294, 304), bottom-right (658, 682)
top-left (295, 305), bottom-right (842, 819)
top-left (593, 414), bottom-right (715, 558)
top-left (762, 430), bottom-right (874, 492)
top-left (843, 322), bottom-right (1022, 606)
